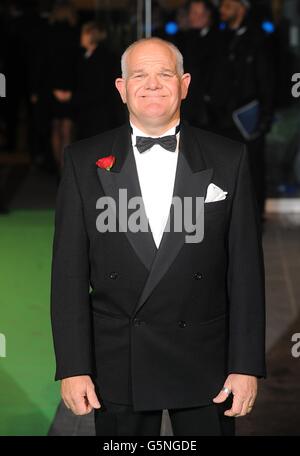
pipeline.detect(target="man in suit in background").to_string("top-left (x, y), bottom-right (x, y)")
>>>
top-left (206, 0), bottom-right (274, 220)
top-left (50, 37), bottom-right (266, 436)
top-left (174, 0), bottom-right (220, 129)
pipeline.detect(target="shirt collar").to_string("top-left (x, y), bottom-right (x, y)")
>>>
top-left (130, 120), bottom-right (180, 138)
top-left (200, 27), bottom-right (210, 37)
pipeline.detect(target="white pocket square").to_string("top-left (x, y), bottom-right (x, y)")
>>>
top-left (205, 183), bottom-right (228, 203)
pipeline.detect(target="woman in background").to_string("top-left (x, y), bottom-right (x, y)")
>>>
top-left (47, 1), bottom-right (79, 172)
top-left (30, 1), bottom-right (79, 175)
top-left (71, 21), bottom-right (124, 140)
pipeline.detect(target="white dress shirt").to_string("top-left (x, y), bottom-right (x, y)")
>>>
top-left (130, 121), bottom-right (180, 248)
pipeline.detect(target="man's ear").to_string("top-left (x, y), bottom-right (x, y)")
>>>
top-left (180, 73), bottom-right (191, 100)
top-left (115, 78), bottom-right (127, 104)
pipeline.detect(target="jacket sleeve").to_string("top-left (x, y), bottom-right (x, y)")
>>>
top-left (50, 147), bottom-right (93, 380)
top-left (227, 145), bottom-right (267, 378)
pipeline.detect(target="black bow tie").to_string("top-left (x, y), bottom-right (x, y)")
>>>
top-left (133, 124), bottom-right (180, 153)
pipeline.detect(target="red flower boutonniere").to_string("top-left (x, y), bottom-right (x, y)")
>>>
top-left (96, 155), bottom-right (116, 171)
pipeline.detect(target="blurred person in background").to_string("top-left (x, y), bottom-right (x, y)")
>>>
top-left (206, 0), bottom-right (274, 221)
top-left (46, 0), bottom-right (79, 173)
top-left (175, 0), bottom-right (220, 129)
top-left (30, 0), bottom-right (79, 175)
top-left (71, 21), bottom-right (123, 141)
top-left (1, 0), bottom-right (27, 152)
top-left (22, 1), bottom-right (50, 166)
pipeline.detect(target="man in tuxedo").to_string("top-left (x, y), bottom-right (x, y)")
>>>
top-left (174, 0), bottom-right (220, 129)
top-left (206, 0), bottom-right (274, 220)
top-left (50, 37), bottom-right (266, 436)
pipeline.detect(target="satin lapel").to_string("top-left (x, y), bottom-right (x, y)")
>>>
top-left (133, 123), bottom-right (213, 316)
top-left (96, 124), bottom-right (157, 271)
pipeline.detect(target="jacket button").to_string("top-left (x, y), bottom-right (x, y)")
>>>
top-left (193, 272), bottom-right (203, 280)
top-left (108, 272), bottom-right (118, 280)
top-left (178, 320), bottom-right (187, 328)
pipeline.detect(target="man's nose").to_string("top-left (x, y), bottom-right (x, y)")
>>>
top-left (145, 74), bottom-right (162, 89)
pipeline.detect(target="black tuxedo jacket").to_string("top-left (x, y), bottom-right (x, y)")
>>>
top-left (50, 121), bottom-right (266, 411)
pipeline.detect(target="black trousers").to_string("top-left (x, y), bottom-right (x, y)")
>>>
top-left (94, 395), bottom-right (235, 436)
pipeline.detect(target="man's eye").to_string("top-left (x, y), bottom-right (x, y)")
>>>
top-left (134, 74), bottom-right (144, 78)
top-left (161, 73), bottom-right (172, 78)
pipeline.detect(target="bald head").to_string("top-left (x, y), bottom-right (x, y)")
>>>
top-left (115, 37), bottom-right (191, 135)
top-left (121, 37), bottom-right (184, 79)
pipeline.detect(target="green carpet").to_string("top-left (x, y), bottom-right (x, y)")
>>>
top-left (0, 210), bottom-right (60, 435)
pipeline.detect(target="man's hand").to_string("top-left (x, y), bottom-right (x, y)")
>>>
top-left (61, 375), bottom-right (101, 415)
top-left (213, 374), bottom-right (257, 417)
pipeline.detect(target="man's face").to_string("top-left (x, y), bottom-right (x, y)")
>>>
top-left (80, 31), bottom-right (90, 49)
top-left (220, 0), bottom-right (240, 22)
top-left (188, 2), bottom-right (210, 29)
top-left (115, 41), bottom-right (191, 128)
